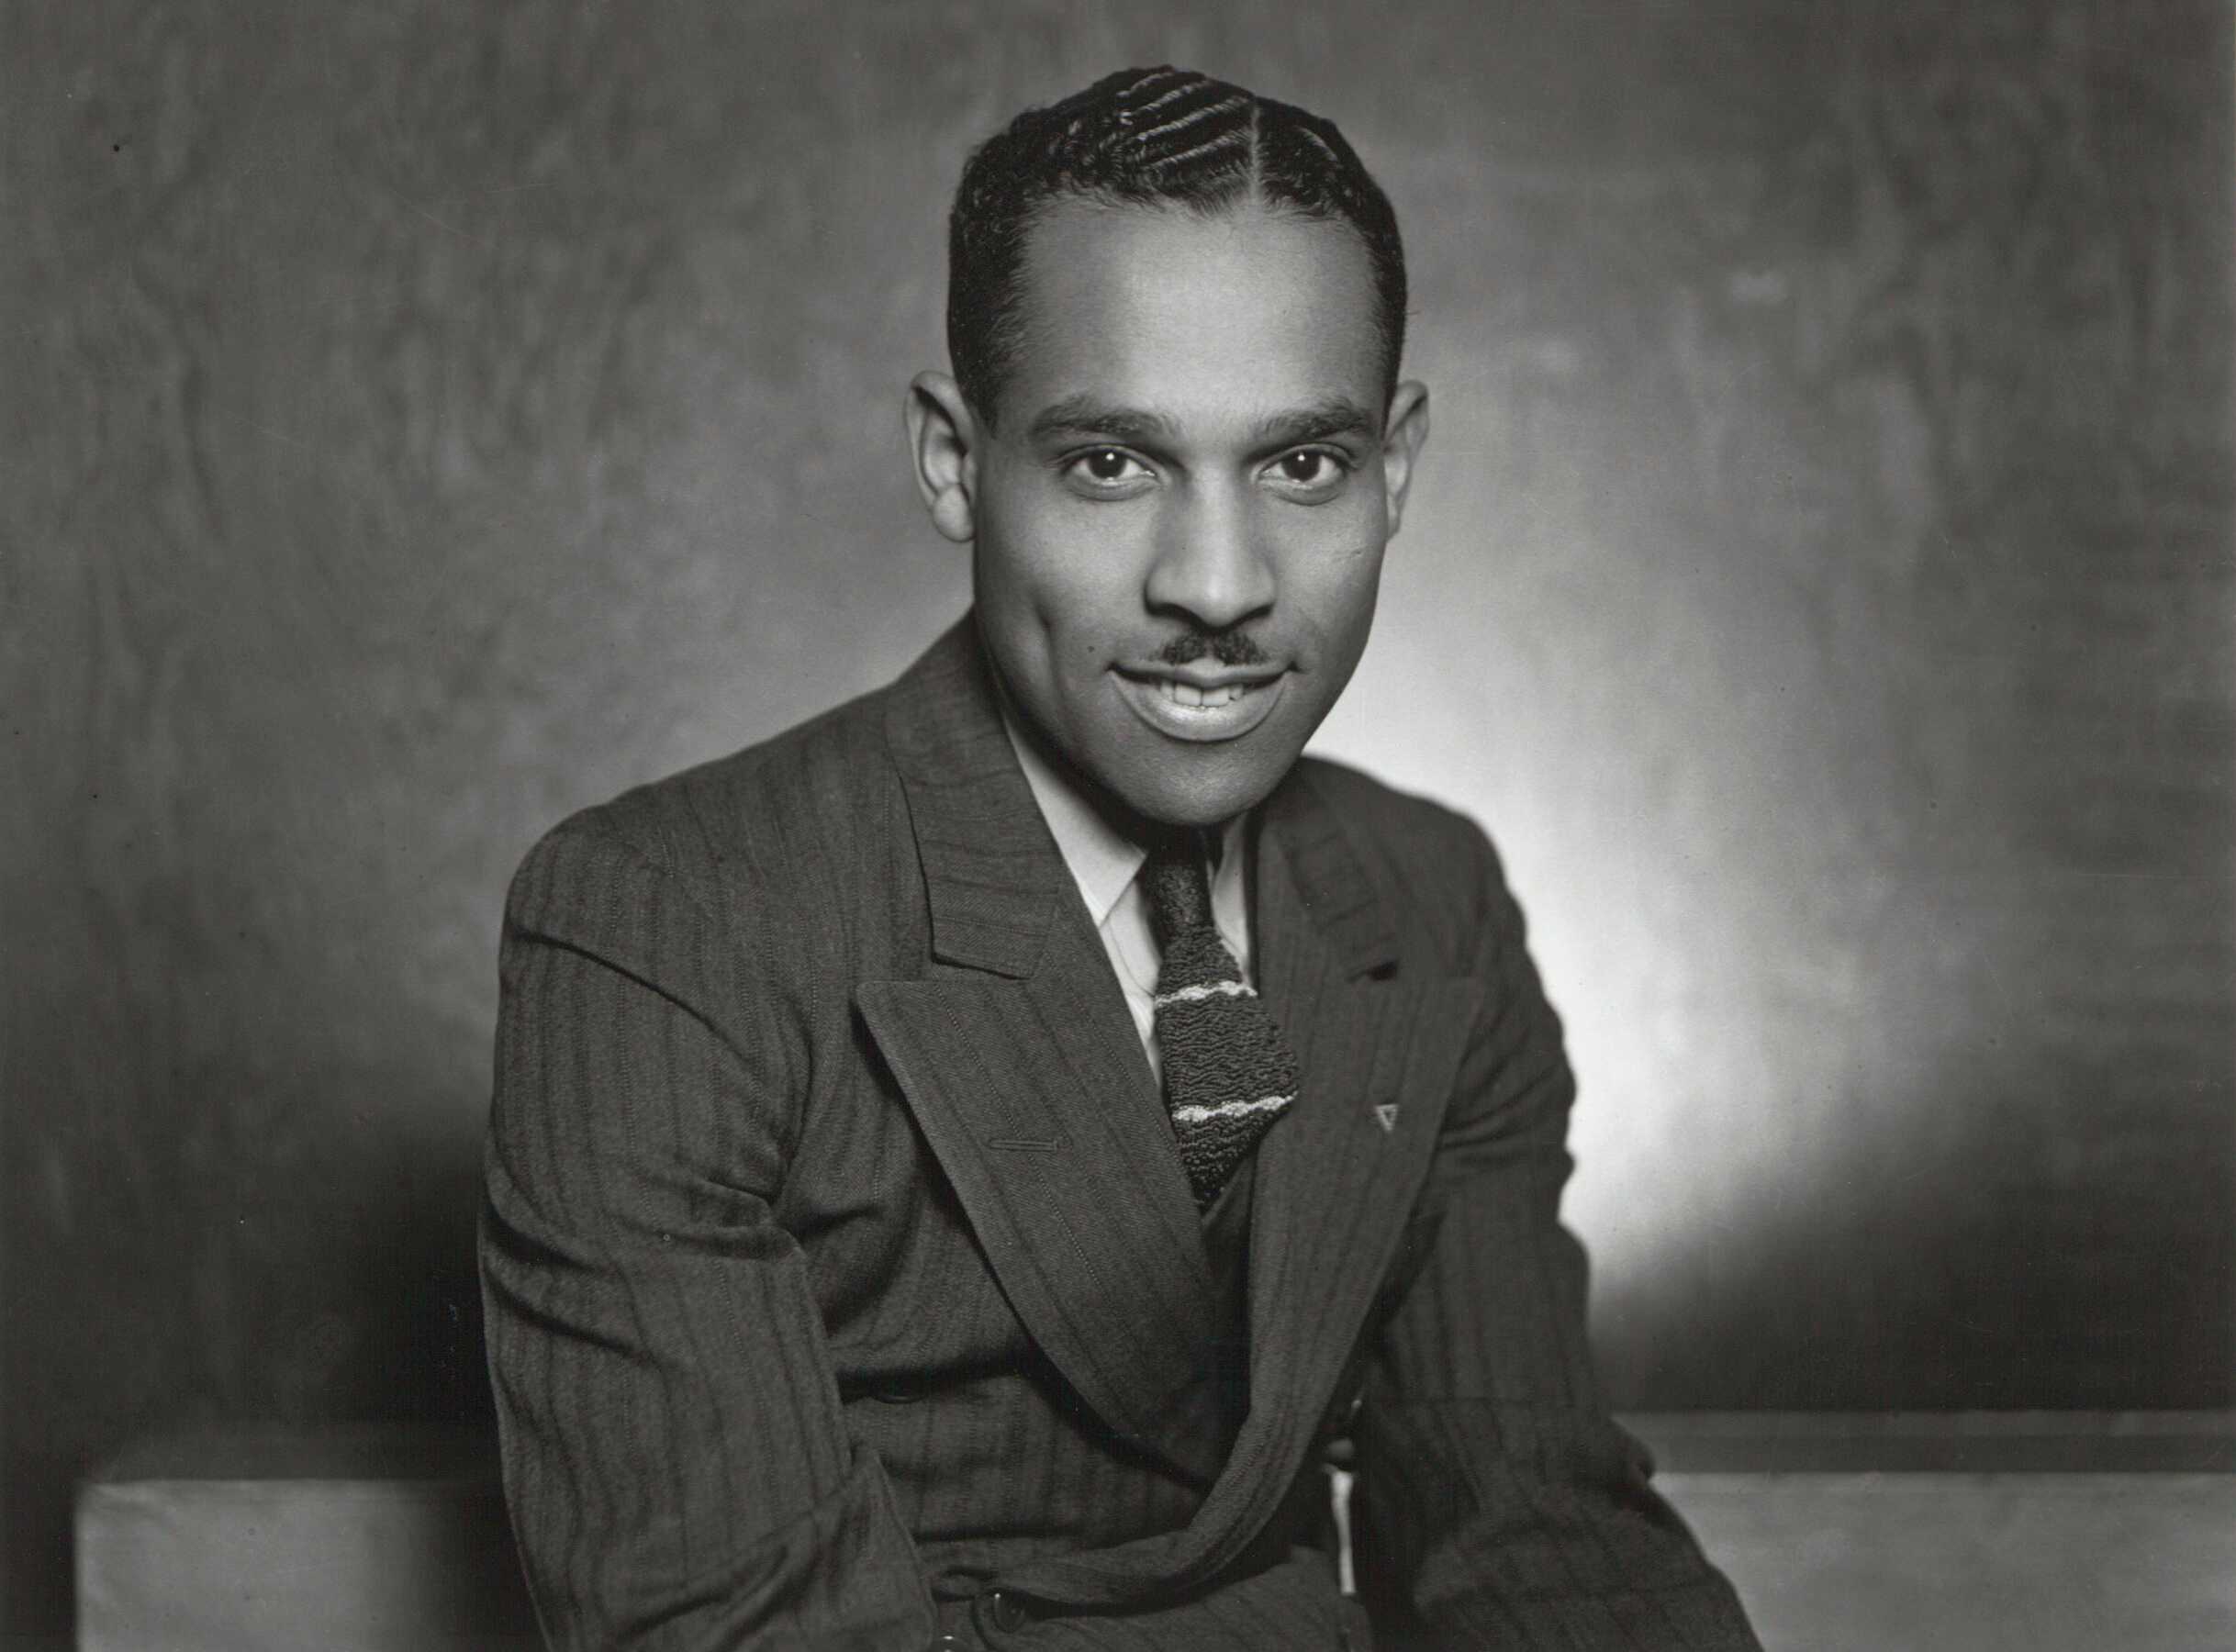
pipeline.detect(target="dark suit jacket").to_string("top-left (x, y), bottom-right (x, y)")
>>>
top-left (480, 615), bottom-right (1759, 1650)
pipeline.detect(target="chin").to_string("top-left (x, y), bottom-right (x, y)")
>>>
top-left (1115, 751), bottom-right (1291, 831)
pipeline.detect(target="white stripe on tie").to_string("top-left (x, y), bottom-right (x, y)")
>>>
top-left (1152, 979), bottom-right (1255, 1008)
top-left (1168, 1093), bottom-right (1294, 1125)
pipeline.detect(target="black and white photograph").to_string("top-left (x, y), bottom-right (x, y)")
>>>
top-left (6, 4), bottom-right (2230, 1648)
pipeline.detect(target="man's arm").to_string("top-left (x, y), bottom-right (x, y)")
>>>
top-left (479, 820), bottom-right (936, 1650)
top-left (1348, 821), bottom-right (1761, 1650)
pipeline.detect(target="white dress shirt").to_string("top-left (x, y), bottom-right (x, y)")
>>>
top-left (1001, 713), bottom-right (1252, 1086)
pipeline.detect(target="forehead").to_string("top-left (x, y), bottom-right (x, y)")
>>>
top-left (1001, 197), bottom-right (1384, 435)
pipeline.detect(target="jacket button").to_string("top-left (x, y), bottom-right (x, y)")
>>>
top-left (985, 1589), bottom-right (1030, 1633)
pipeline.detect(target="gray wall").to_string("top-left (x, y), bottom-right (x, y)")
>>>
top-left (5, 0), bottom-right (2229, 1638)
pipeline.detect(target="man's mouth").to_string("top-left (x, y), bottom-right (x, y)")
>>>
top-left (1161, 679), bottom-right (1255, 708)
top-left (1114, 667), bottom-right (1288, 742)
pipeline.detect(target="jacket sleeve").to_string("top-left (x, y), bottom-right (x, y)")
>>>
top-left (478, 820), bottom-right (937, 1651)
top-left (1347, 822), bottom-right (1761, 1650)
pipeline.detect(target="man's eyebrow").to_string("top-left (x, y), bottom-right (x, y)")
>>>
top-left (1025, 397), bottom-right (1180, 446)
top-left (1248, 398), bottom-right (1382, 449)
top-left (1025, 396), bottom-right (1382, 449)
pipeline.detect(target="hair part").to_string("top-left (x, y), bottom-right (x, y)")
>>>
top-left (946, 66), bottom-right (1408, 429)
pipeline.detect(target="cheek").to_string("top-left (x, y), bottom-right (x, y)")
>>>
top-left (994, 510), bottom-right (1147, 642)
top-left (1023, 560), bottom-right (1135, 660)
top-left (1283, 528), bottom-right (1387, 647)
top-left (978, 500), bottom-right (1072, 618)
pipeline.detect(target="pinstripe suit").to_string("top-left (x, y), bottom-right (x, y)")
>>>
top-left (480, 615), bottom-right (1760, 1650)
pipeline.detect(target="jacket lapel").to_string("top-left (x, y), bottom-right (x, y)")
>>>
top-left (1214, 787), bottom-right (1482, 1547)
top-left (853, 620), bottom-right (1231, 1486)
top-left (994, 768), bottom-right (1485, 1606)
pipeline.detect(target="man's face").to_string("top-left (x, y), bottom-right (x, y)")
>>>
top-left (932, 197), bottom-right (1427, 830)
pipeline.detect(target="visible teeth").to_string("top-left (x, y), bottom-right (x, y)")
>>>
top-left (1164, 681), bottom-right (1247, 707)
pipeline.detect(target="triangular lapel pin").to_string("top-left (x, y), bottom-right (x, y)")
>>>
top-left (1372, 1102), bottom-right (1399, 1134)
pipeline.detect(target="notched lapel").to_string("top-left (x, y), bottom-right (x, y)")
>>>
top-left (1245, 969), bottom-right (1479, 1461)
top-left (1180, 788), bottom-right (1483, 1579)
top-left (1244, 776), bottom-right (1482, 1419)
top-left (868, 619), bottom-right (1231, 1485)
top-left (856, 933), bottom-right (1231, 1487)
top-left (989, 792), bottom-right (1488, 1607)
top-left (866, 633), bottom-right (1492, 1603)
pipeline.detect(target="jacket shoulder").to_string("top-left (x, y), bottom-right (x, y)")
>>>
top-left (518, 679), bottom-right (898, 905)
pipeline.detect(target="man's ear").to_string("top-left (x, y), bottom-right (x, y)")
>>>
top-left (906, 371), bottom-right (979, 544)
top-left (1379, 380), bottom-right (1431, 540)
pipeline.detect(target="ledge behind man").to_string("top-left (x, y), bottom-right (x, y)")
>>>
top-left (479, 65), bottom-right (1762, 1651)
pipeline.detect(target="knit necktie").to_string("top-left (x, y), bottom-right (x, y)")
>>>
top-left (1143, 831), bottom-right (1301, 1209)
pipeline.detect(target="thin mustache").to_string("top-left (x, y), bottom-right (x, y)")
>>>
top-left (1155, 631), bottom-right (1269, 667)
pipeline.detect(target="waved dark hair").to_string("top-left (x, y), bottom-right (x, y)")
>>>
top-left (946, 65), bottom-right (1407, 427)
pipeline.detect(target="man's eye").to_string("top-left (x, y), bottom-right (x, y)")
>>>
top-left (1266, 448), bottom-right (1348, 494)
top-left (1066, 448), bottom-right (1150, 490)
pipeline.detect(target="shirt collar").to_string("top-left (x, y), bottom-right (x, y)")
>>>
top-left (999, 706), bottom-right (1247, 930)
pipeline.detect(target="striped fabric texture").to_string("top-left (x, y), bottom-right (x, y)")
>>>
top-left (1144, 832), bottom-right (1300, 1207)
top-left (478, 614), bottom-right (1761, 1650)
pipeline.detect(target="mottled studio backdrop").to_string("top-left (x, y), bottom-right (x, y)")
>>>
top-left (4, 0), bottom-right (2230, 1639)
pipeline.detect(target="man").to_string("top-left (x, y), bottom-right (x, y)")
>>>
top-left (480, 66), bottom-right (1761, 1650)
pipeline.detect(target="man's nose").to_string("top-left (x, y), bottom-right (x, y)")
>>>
top-left (1143, 483), bottom-right (1276, 631)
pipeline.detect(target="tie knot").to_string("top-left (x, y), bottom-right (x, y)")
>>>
top-left (1141, 830), bottom-right (1214, 949)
